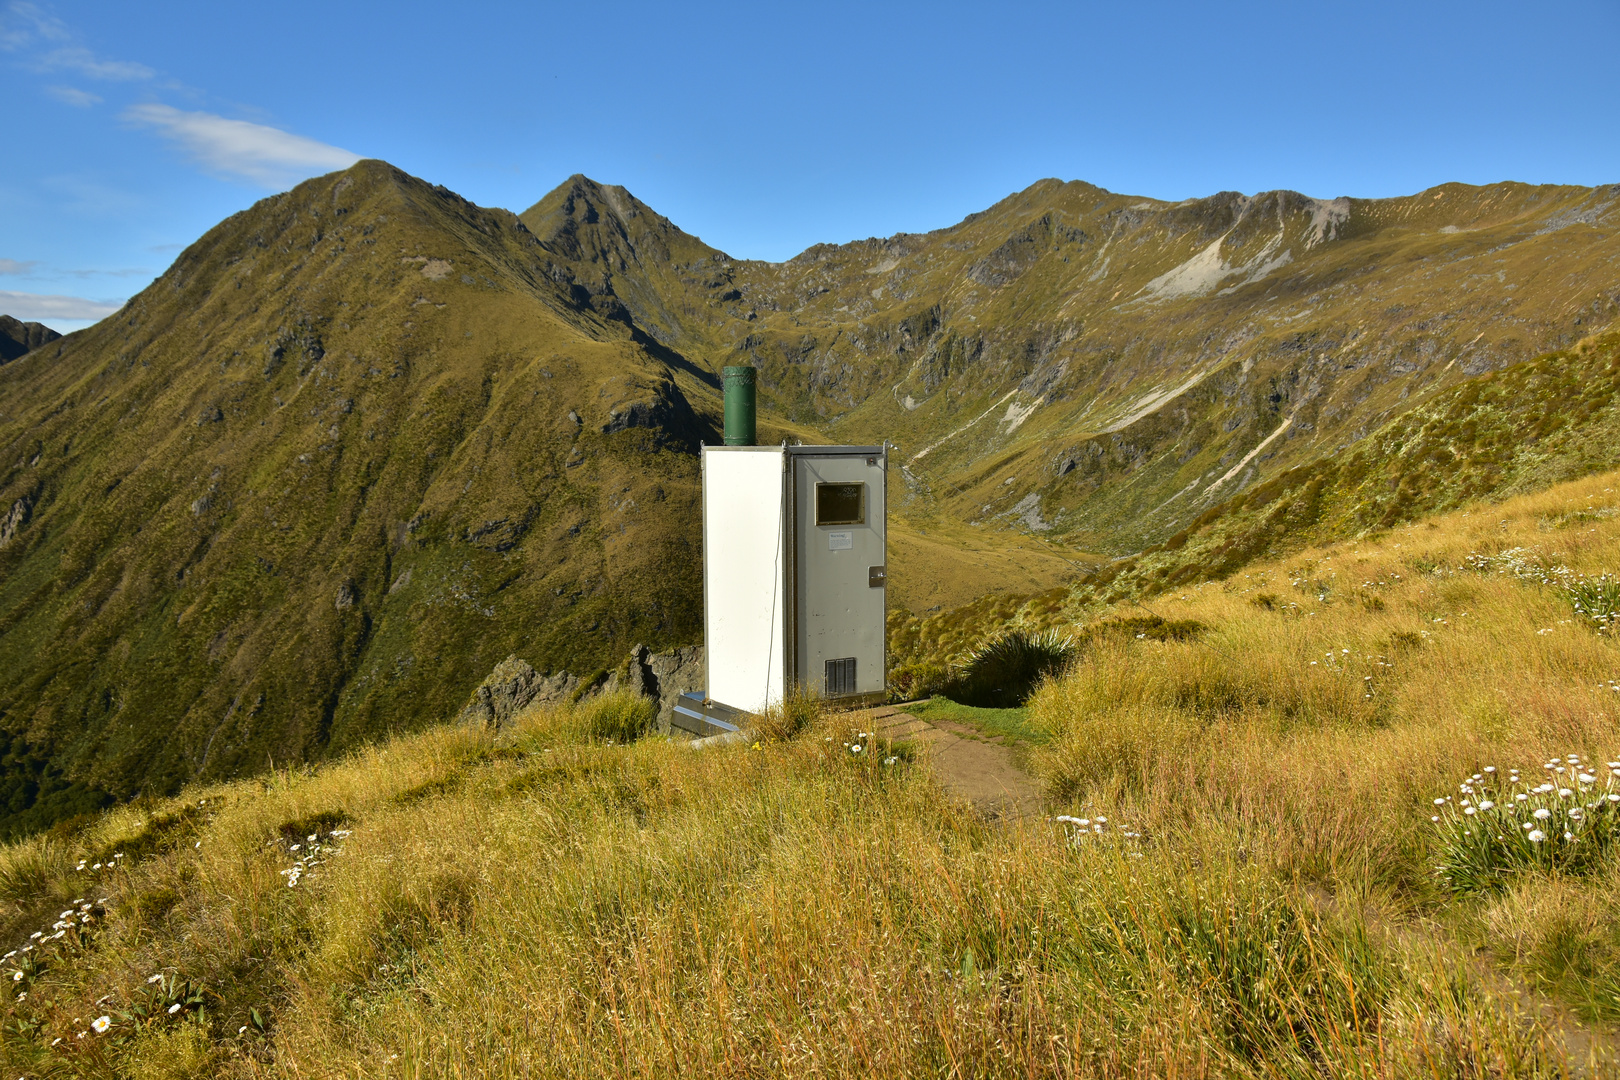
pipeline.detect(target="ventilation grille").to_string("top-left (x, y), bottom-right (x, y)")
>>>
top-left (824, 657), bottom-right (858, 698)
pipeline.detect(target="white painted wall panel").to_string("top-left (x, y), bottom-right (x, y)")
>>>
top-left (702, 448), bottom-right (785, 713)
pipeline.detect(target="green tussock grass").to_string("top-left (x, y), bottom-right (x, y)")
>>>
top-left (5, 468), bottom-right (1620, 1074)
top-left (904, 697), bottom-right (1046, 746)
top-left (6, 163), bottom-right (1617, 841)
top-left (635, 172), bottom-right (1619, 556)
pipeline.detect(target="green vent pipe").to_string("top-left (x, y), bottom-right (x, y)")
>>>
top-left (722, 365), bottom-right (756, 446)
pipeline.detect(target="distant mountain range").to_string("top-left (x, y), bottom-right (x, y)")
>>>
top-left (0, 161), bottom-right (1616, 834)
top-left (0, 315), bottom-right (60, 364)
top-left (531, 173), bottom-right (1619, 552)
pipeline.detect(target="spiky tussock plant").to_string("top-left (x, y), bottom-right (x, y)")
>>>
top-left (951, 628), bottom-right (1075, 707)
top-left (1564, 573), bottom-right (1620, 636)
top-left (576, 689), bottom-right (658, 744)
top-left (752, 688), bottom-right (823, 743)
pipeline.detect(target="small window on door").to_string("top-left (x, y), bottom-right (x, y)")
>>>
top-left (825, 657), bottom-right (857, 697)
top-left (816, 482), bottom-right (864, 525)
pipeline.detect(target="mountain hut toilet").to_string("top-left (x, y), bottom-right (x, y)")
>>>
top-left (673, 442), bottom-right (888, 736)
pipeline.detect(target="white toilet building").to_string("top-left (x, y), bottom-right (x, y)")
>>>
top-left (676, 443), bottom-right (887, 731)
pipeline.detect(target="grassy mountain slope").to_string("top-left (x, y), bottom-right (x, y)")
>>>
top-left (3, 468), bottom-right (1619, 1076)
top-left (0, 162), bottom-right (716, 834)
top-left (889, 329), bottom-right (1620, 669)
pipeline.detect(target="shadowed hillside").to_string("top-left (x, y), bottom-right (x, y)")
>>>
top-left (0, 315), bottom-right (60, 364)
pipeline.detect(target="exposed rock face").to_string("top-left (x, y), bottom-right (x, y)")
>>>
top-left (597, 374), bottom-right (707, 452)
top-left (612, 643), bottom-right (705, 731)
top-left (528, 174), bottom-right (1620, 556)
top-left (0, 315), bottom-right (61, 364)
top-left (0, 495), bottom-right (31, 548)
top-left (457, 656), bottom-right (581, 730)
top-left (459, 644), bottom-right (705, 733)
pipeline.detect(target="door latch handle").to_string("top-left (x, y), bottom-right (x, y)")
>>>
top-left (868, 565), bottom-right (886, 588)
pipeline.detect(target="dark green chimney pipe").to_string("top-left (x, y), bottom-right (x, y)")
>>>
top-left (722, 365), bottom-right (756, 446)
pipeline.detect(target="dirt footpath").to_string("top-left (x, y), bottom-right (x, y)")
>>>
top-left (854, 705), bottom-right (1044, 820)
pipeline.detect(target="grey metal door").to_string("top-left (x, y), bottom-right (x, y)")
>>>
top-left (792, 450), bottom-right (886, 699)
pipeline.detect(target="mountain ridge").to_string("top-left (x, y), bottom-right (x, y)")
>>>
top-left (548, 171), bottom-right (1618, 553)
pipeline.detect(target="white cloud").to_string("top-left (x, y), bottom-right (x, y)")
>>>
top-left (0, 2), bottom-right (69, 50)
top-left (0, 289), bottom-right (123, 321)
top-left (67, 266), bottom-right (154, 279)
top-left (3, 5), bottom-right (152, 86)
top-left (36, 45), bottom-right (151, 80)
top-left (0, 258), bottom-right (39, 274)
top-left (45, 84), bottom-right (100, 107)
top-left (124, 104), bottom-right (360, 189)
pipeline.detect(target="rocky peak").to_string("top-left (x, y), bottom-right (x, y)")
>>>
top-left (0, 314), bottom-right (62, 363)
top-left (520, 175), bottom-right (721, 268)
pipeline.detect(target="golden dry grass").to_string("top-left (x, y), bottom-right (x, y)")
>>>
top-left (3, 471), bottom-right (1620, 1077)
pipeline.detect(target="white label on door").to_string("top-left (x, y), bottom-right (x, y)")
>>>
top-left (828, 531), bottom-right (853, 550)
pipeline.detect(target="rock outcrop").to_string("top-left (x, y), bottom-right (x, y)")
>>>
top-left (458, 644), bottom-right (705, 733)
top-left (456, 656), bottom-right (582, 730)
top-left (0, 495), bottom-right (31, 549)
top-left (613, 643), bottom-right (705, 731)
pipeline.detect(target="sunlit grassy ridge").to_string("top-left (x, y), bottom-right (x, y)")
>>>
top-left (4, 469), bottom-right (1619, 1076)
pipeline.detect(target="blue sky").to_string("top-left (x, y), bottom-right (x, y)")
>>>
top-left (3, 0), bottom-right (1618, 332)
